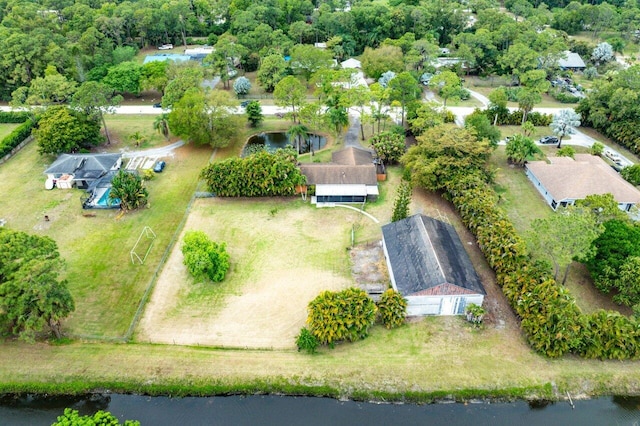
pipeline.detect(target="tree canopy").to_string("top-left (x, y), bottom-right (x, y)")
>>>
top-left (34, 106), bottom-right (103, 155)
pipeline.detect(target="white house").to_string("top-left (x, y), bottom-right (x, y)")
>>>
top-left (381, 215), bottom-right (486, 316)
top-left (525, 154), bottom-right (640, 211)
top-left (340, 58), bottom-right (361, 69)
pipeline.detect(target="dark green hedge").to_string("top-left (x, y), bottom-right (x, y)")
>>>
top-left (0, 111), bottom-right (30, 123)
top-left (444, 175), bottom-right (640, 360)
top-left (0, 119), bottom-right (35, 158)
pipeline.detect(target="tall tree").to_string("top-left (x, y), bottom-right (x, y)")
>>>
top-left (257, 54), bottom-right (287, 93)
top-left (290, 44), bottom-right (334, 86)
top-left (550, 109), bottom-right (581, 148)
top-left (429, 71), bottom-right (461, 107)
top-left (391, 180), bottom-right (412, 222)
top-left (273, 76), bottom-right (306, 124)
top-left (0, 229), bottom-right (74, 341)
top-left (102, 61), bottom-right (142, 95)
top-left (360, 45), bottom-right (404, 80)
top-left (527, 207), bottom-right (603, 284)
top-left (388, 72), bottom-right (421, 126)
top-left (34, 106), bottom-right (103, 155)
top-left (71, 81), bottom-right (123, 145)
top-left (517, 88), bottom-right (541, 125)
top-left (287, 123), bottom-right (309, 154)
top-left (245, 101), bottom-right (264, 127)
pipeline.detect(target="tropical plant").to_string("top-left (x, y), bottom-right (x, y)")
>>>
top-left (307, 288), bottom-right (377, 347)
top-left (621, 164), bottom-right (640, 186)
top-left (153, 114), bottom-right (170, 140)
top-left (245, 100), bottom-right (263, 127)
top-left (550, 109), bottom-right (581, 148)
top-left (590, 141), bottom-right (604, 156)
top-left (505, 134), bottom-right (541, 166)
top-left (465, 303), bottom-right (486, 327)
top-left (128, 131), bottom-right (145, 147)
top-left (295, 327), bottom-right (319, 354)
top-left (287, 124), bottom-right (308, 154)
top-left (181, 231), bottom-right (230, 283)
top-left (109, 170), bottom-right (149, 211)
top-left (370, 131), bottom-right (405, 164)
top-left (376, 289), bottom-right (407, 328)
top-left (556, 146), bottom-right (576, 158)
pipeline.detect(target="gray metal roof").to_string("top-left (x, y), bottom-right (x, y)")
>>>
top-left (382, 214), bottom-right (486, 297)
top-left (558, 51), bottom-right (586, 69)
top-left (331, 147), bottom-right (374, 165)
top-left (44, 154), bottom-right (121, 178)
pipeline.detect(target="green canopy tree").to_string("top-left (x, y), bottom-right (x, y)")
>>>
top-left (34, 106), bottom-right (103, 155)
top-left (370, 131), bottom-right (406, 164)
top-left (429, 71), bottom-right (462, 107)
top-left (290, 44), bottom-right (334, 86)
top-left (274, 76), bottom-right (306, 124)
top-left (0, 229), bottom-right (74, 341)
top-left (505, 134), bottom-right (541, 166)
top-left (245, 100), bottom-right (263, 127)
top-left (388, 72), bottom-right (421, 126)
top-left (162, 63), bottom-right (204, 108)
top-left (71, 81), bottom-right (123, 145)
top-left (527, 206), bottom-right (603, 284)
top-left (181, 231), bottom-right (230, 283)
top-left (102, 61), bottom-right (142, 95)
top-left (257, 54), bottom-right (287, 93)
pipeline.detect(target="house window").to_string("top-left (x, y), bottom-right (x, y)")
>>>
top-left (454, 297), bottom-right (467, 315)
top-left (560, 201), bottom-right (568, 208)
top-left (551, 200), bottom-right (557, 209)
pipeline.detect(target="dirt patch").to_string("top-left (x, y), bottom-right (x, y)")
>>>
top-left (350, 242), bottom-right (389, 298)
top-left (137, 198), bottom-right (356, 349)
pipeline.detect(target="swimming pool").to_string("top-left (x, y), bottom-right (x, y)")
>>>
top-left (95, 188), bottom-right (120, 208)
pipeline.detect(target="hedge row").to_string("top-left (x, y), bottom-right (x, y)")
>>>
top-left (444, 175), bottom-right (640, 360)
top-left (0, 119), bottom-right (35, 159)
top-left (484, 109), bottom-right (552, 126)
top-left (0, 111), bottom-right (30, 123)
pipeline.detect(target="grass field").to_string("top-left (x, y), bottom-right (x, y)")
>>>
top-left (0, 123), bottom-right (19, 140)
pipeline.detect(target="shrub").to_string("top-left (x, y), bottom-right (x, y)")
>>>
top-left (0, 119), bottom-right (34, 158)
top-left (376, 289), bottom-right (407, 328)
top-left (442, 110), bottom-right (456, 123)
top-left (550, 89), bottom-right (581, 104)
top-left (591, 141), bottom-right (604, 156)
top-left (465, 303), bottom-right (486, 327)
top-left (621, 164), bottom-right (640, 186)
top-left (557, 146), bottom-right (575, 158)
top-left (233, 76), bottom-right (252, 96)
top-left (307, 288), bottom-right (377, 347)
top-left (295, 327), bottom-right (319, 354)
top-left (181, 231), bottom-right (230, 283)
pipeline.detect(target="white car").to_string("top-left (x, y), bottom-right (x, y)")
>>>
top-left (158, 44), bottom-right (173, 50)
top-left (604, 149), bottom-right (623, 165)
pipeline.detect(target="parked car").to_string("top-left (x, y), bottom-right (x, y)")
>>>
top-left (158, 44), bottom-right (173, 50)
top-left (153, 103), bottom-right (162, 108)
top-left (604, 149), bottom-right (623, 165)
top-left (153, 160), bottom-right (166, 173)
top-left (240, 100), bottom-right (250, 108)
top-left (539, 136), bottom-right (559, 144)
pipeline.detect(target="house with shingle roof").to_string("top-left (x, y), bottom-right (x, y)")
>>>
top-left (557, 51), bottom-right (586, 71)
top-left (525, 154), bottom-right (640, 211)
top-left (381, 214), bottom-right (486, 316)
top-left (299, 147), bottom-right (379, 204)
top-left (44, 153), bottom-right (122, 190)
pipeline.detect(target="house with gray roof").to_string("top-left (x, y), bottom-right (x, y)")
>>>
top-left (44, 153), bottom-right (122, 190)
top-left (525, 154), bottom-right (640, 211)
top-left (381, 214), bottom-right (486, 316)
top-left (557, 51), bottom-right (586, 71)
top-left (299, 147), bottom-right (379, 204)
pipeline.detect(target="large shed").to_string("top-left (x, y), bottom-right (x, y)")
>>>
top-left (381, 214), bottom-right (486, 316)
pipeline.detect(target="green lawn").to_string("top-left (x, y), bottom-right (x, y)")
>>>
top-left (0, 123), bottom-right (20, 140)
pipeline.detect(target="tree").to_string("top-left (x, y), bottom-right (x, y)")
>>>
top-left (369, 82), bottom-right (391, 134)
top-left (110, 170), bottom-right (149, 211)
top-left (153, 114), bottom-right (170, 140)
top-left (257, 54), bottom-right (287, 93)
top-left (592, 42), bottom-right (614, 65)
top-left (52, 408), bottom-right (139, 426)
top-left (181, 231), bottom-right (230, 283)
top-left (517, 88), bottom-right (541, 125)
top-left (34, 106), bottom-right (103, 155)
top-left (245, 100), bottom-right (263, 127)
top-left (429, 71), bottom-right (461, 107)
top-left (360, 45), bottom-right (404, 80)
top-left (287, 124), bottom-right (308, 154)
top-left (162, 64), bottom-right (204, 108)
top-left (233, 76), bottom-right (252, 97)
top-left (273, 76), bottom-right (306, 123)
top-left (388, 72), bottom-right (421, 126)
top-left (557, 146), bottom-right (576, 158)
top-left (169, 88), bottom-right (242, 148)
top-left (346, 85), bottom-right (372, 141)
top-left (290, 44), bottom-right (334, 86)
top-left (391, 180), bottom-right (412, 222)
top-left (551, 109), bottom-right (581, 148)
top-left (527, 207), bottom-right (603, 284)
top-left (464, 110), bottom-right (501, 147)
top-left (13, 65), bottom-right (77, 107)
top-left (71, 81), bottom-right (123, 145)
top-left (408, 101), bottom-right (443, 136)
top-left (609, 257), bottom-right (640, 308)
top-left (575, 193), bottom-right (629, 224)
top-left (102, 61), bottom-right (142, 95)
top-left (505, 134), bottom-right (541, 166)
top-left (307, 288), bottom-right (377, 347)
top-left (498, 42), bottom-right (539, 83)
top-left (0, 229), bottom-right (74, 341)
top-left (141, 60), bottom-right (169, 94)
top-left (376, 289), bottom-right (407, 328)
top-left (370, 131), bottom-right (405, 164)
top-left (621, 164), bottom-right (640, 186)
top-left (378, 71), bottom-right (396, 88)
top-left (488, 87), bottom-right (508, 126)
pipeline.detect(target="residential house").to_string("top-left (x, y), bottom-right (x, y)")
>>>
top-left (44, 153), bottom-right (122, 190)
top-left (557, 51), bottom-right (586, 71)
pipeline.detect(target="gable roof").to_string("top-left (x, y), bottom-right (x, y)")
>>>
top-left (558, 51), bottom-right (586, 69)
top-left (341, 58), bottom-right (361, 69)
top-left (526, 154), bottom-right (640, 204)
top-left (382, 214), bottom-right (485, 297)
top-left (332, 146), bottom-right (374, 165)
top-left (299, 164), bottom-right (377, 185)
top-left (44, 154), bottom-right (121, 179)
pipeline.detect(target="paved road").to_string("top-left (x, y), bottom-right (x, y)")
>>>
top-left (120, 140), bottom-right (185, 159)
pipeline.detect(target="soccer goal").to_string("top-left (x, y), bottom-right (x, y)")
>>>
top-left (130, 226), bottom-right (157, 265)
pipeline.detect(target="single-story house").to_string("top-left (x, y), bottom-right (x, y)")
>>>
top-left (525, 154), bottom-right (640, 211)
top-left (44, 153), bottom-right (122, 190)
top-left (81, 170), bottom-right (121, 210)
top-left (381, 214), bottom-right (486, 316)
top-left (341, 58), bottom-right (361, 69)
top-left (299, 147), bottom-right (379, 204)
top-left (557, 51), bottom-right (586, 71)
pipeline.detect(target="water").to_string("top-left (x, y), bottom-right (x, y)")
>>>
top-left (243, 132), bottom-right (327, 156)
top-left (1, 394), bottom-right (639, 426)
top-left (96, 188), bottom-right (120, 207)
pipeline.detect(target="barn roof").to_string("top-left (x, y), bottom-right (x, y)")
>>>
top-left (44, 154), bottom-right (121, 179)
top-left (526, 154), bottom-right (640, 204)
top-left (382, 214), bottom-right (485, 297)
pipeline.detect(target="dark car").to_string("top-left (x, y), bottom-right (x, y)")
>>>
top-left (153, 160), bottom-right (166, 173)
top-left (153, 103), bottom-right (162, 108)
top-left (240, 100), bottom-right (250, 108)
top-left (539, 136), bottom-right (559, 144)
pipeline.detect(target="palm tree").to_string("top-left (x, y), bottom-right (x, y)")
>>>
top-left (128, 131), bottom-right (145, 148)
top-left (551, 109), bottom-right (581, 148)
top-left (153, 114), bottom-right (170, 140)
top-left (287, 124), bottom-right (309, 154)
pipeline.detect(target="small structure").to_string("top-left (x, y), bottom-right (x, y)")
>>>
top-left (314, 42), bottom-right (327, 49)
top-left (81, 170), bottom-right (121, 210)
top-left (525, 154), bottom-right (640, 211)
top-left (143, 54), bottom-right (191, 64)
top-left (557, 51), bottom-right (586, 71)
top-left (184, 46), bottom-right (214, 60)
top-left (44, 153), bottom-right (122, 190)
top-left (299, 147), bottom-right (379, 205)
top-left (341, 58), bottom-right (361, 69)
top-left (381, 214), bottom-right (486, 316)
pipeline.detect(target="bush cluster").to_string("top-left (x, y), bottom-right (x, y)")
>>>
top-left (483, 109), bottom-right (552, 126)
top-left (549, 89), bottom-right (581, 104)
top-left (0, 119), bottom-right (35, 158)
top-left (0, 111), bottom-right (30, 123)
top-left (444, 175), bottom-right (640, 359)
top-left (181, 231), bottom-right (230, 283)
